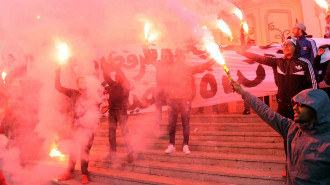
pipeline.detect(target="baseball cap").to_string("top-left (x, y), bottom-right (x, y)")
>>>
top-left (295, 23), bottom-right (307, 35)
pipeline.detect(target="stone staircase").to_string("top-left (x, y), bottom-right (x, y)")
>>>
top-left (52, 113), bottom-right (286, 185)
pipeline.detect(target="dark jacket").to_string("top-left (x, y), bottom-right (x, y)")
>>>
top-left (103, 69), bottom-right (130, 110)
top-left (314, 55), bottom-right (330, 85)
top-left (55, 69), bottom-right (86, 122)
top-left (243, 89), bottom-right (330, 185)
top-left (243, 52), bottom-right (317, 103)
top-left (297, 35), bottom-right (318, 63)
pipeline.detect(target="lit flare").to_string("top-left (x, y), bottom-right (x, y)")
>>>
top-left (2, 71), bottom-right (7, 84)
top-left (56, 41), bottom-right (70, 65)
top-left (203, 36), bottom-right (233, 80)
top-left (144, 22), bottom-right (157, 46)
top-left (144, 22), bottom-right (150, 40)
top-left (314, 0), bottom-right (329, 11)
top-left (49, 143), bottom-right (65, 161)
top-left (233, 7), bottom-right (243, 20)
top-left (216, 19), bottom-right (233, 41)
top-left (243, 21), bottom-right (249, 33)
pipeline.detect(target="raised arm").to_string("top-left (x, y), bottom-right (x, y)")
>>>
top-left (313, 49), bottom-right (327, 70)
top-left (102, 62), bottom-right (115, 85)
top-left (55, 68), bottom-right (75, 98)
top-left (231, 81), bottom-right (293, 138)
top-left (116, 68), bottom-right (130, 92)
top-left (241, 52), bottom-right (278, 68)
top-left (191, 59), bottom-right (216, 74)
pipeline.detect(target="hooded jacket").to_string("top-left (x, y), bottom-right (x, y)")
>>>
top-left (242, 89), bottom-right (330, 185)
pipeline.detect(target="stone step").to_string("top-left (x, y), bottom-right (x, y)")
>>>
top-left (94, 131), bottom-right (283, 143)
top-left (97, 122), bottom-right (276, 132)
top-left (51, 167), bottom-right (228, 185)
top-left (90, 160), bottom-right (285, 185)
top-left (89, 149), bottom-right (285, 171)
top-left (52, 179), bottom-right (104, 185)
top-left (126, 113), bottom-right (264, 123)
top-left (91, 140), bottom-right (285, 156)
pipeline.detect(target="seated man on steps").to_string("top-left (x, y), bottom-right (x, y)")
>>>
top-left (231, 81), bottom-right (330, 185)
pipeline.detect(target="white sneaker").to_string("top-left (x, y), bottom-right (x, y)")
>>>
top-left (165, 144), bottom-right (176, 154)
top-left (183, 145), bottom-right (191, 154)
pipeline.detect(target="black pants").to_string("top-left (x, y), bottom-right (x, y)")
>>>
top-left (108, 109), bottom-right (132, 154)
top-left (67, 129), bottom-right (94, 175)
top-left (168, 99), bottom-right (191, 145)
top-left (277, 100), bottom-right (294, 160)
top-left (155, 87), bottom-right (167, 126)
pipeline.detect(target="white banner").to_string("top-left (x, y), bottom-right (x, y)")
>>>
top-left (97, 44), bottom-right (282, 112)
top-left (96, 39), bottom-right (329, 112)
top-left (1, 39), bottom-right (329, 112)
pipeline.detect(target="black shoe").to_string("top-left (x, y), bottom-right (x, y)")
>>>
top-left (242, 110), bottom-right (250, 115)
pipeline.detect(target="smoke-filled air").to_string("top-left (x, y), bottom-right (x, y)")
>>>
top-left (1, 0), bottom-right (328, 184)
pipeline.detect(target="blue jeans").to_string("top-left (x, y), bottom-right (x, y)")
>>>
top-left (167, 99), bottom-right (191, 145)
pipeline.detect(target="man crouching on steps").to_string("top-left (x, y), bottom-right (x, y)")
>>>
top-left (231, 81), bottom-right (330, 185)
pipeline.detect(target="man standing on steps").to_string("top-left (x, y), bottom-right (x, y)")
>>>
top-left (231, 81), bottom-right (330, 185)
top-left (164, 48), bottom-right (215, 154)
top-left (55, 67), bottom-right (95, 184)
top-left (102, 62), bottom-right (133, 163)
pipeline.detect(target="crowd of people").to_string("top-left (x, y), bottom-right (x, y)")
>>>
top-left (236, 22), bottom-right (330, 181)
top-left (55, 20), bottom-right (329, 183)
top-left (1, 20), bottom-right (330, 185)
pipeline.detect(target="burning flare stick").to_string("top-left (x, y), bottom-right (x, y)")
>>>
top-left (144, 22), bottom-right (157, 48)
top-left (144, 22), bottom-right (151, 47)
top-left (314, 0), bottom-right (329, 12)
top-left (204, 39), bottom-right (233, 81)
top-left (216, 19), bottom-right (233, 41)
top-left (233, 7), bottom-right (243, 21)
top-left (233, 7), bottom-right (249, 44)
top-left (56, 41), bottom-right (70, 65)
top-left (2, 71), bottom-right (6, 84)
top-left (49, 143), bottom-right (65, 161)
top-left (242, 21), bottom-right (249, 34)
